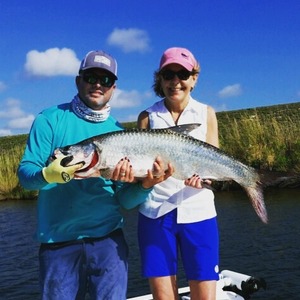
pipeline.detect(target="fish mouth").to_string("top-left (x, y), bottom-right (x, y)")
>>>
top-left (75, 150), bottom-right (99, 177)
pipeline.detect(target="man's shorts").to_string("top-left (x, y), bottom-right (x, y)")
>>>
top-left (138, 210), bottom-right (219, 281)
top-left (39, 229), bottom-right (128, 300)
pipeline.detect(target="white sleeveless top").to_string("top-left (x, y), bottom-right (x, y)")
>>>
top-left (139, 97), bottom-right (217, 223)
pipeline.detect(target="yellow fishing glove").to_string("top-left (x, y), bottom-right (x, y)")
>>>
top-left (42, 155), bottom-right (84, 184)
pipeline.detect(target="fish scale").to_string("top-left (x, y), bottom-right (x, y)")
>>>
top-left (57, 126), bottom-right (268, 223)
top-left (96, 129), bottom-right (258, 183)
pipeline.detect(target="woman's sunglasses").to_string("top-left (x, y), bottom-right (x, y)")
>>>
top-left (81, 73), bottom-right (115, 88)
top-left (160, 69), bottom-right (193, 81)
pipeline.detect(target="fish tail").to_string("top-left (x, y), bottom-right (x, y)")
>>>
top-left (244, 182), bottom-right (268, 224)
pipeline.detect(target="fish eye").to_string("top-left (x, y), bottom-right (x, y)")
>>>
top-left (60, 148), bottom-right (70, 156)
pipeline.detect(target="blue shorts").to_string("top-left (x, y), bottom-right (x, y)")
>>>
top-left (138, 210), bottom-right (219, 281)
top-left (39, 229), bottom-right (128, 300)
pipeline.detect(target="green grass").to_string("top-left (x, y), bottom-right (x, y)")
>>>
top-left (217, 102), bottom-right (300, 171)
top-left (1, 102), bottom-right (299, 200)
top-left (0, 140), bottom-right (37, 200)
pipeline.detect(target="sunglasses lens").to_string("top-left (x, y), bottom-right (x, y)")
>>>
top-left (83, 75), bottom-right (97, 84)
top-left (82, 74), bottom-right (114, 87)
top-left (177, 70), bottom-right (191, 80)
top-left (161, 70), bottom-right (191, 81)
top-left (161, 70), bottom-right (175, 80)
top-left (100, 76), bottom-right (114, 87)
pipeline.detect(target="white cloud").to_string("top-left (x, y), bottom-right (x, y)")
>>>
top-left (0, 129), bottom-right (12, 136)
top-left (0, 98), bottom-right (34, 135)
top-left (0, 98), bottom-right (25, 118)
top-left (214, 103), bottom-right (228, 112)
top-left (110, 88), bottom-right (146, 108)
top-left (8, 115), bottom-right (35, 129)
top-left (218, 84), bottom-right (242, 98)
top-left (0, 81), bottom-right (7, 92)
top-left (24, 48), bottom-right (80, 77)
top-left (107, 28), bottom-right (151, 53)
top-left (121, 114), bottom-right (139, 122)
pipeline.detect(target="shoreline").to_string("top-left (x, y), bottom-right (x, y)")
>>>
top-left (206, 170), bottom-right (300, 192)
top-left (259, 170), bottom-right (300, 189)
top-left (1, 171), bottom-right (299, 201)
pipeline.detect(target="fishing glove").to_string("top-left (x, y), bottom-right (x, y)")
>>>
top-left (42, 155), bottom-right (84, 184)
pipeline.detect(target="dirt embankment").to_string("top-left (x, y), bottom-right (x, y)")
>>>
top-left (259, 170), bottom-right (300, 189)
top-left (212, 170), bottom-right (300, 191)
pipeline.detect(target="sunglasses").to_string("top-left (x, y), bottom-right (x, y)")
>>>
top-left (160, 69), bottom-right (193, 81)
top-left (81, 73), bottom-right (115, 88)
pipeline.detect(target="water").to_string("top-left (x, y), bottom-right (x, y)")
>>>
top-left (0, 189), bottom-right (299, 299)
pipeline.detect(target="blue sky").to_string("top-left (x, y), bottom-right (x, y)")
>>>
top-left (0, 0), bottom-right (299, 136)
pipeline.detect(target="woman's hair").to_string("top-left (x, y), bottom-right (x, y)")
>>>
top-left (152, 63), bottom-right (200, 98)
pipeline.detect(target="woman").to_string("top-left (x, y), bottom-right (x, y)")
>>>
top-left (137, 47), bottom-right (220, 300)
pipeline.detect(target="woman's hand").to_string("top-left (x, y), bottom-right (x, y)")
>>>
top-left (184, 174), bottom-right (212, 189)
top-left (110, 157), bottom-right (135, 182)
top-left (140, 156), bottom-right (174, 189)
top-left (110, 156), bottom-right (174, 187)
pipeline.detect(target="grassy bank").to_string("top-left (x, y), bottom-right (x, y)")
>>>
top-left (217, 102), bottom-right (300, 171)
top-left (1, 102), bottom-right (299, 200)
top-left (0, 142), bottom-right (37, 200)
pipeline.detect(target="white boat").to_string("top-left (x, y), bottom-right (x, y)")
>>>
top-left (127, 270), bottom-right (266, 300)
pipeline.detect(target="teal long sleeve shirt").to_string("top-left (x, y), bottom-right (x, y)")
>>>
top-left (18, 100), bottom-right (152, 243)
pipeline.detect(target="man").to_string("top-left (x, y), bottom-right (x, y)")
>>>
top-left (18, 50), bottom-right (172, 300)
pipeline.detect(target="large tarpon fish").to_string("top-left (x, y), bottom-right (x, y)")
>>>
top-left (54, 125), bottom-right (268, 223)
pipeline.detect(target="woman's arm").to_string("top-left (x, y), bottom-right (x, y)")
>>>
top-left (137, 110), bottom-right (150, 129)
top-left (184, 105), bottom-right (219, 189)
top-left (206, 105), bottom-right (219, 148)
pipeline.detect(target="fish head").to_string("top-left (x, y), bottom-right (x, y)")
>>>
top-left (55, 142), bottom-right (102, 178)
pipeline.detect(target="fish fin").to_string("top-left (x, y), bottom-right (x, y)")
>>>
top-left (168, 123), bottom-right (201, 135)
top-left (245, 182), bottom-right (268, 224)
top-left (201, 182), bottom-right (216, 191)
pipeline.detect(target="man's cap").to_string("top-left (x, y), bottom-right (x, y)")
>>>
top-left (159, 47), bottom-right (198, 72)
top-left (79, 50), bottom-right (118, 79)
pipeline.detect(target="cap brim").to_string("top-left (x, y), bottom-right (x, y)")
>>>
top-left (80, 67), bottom-right (118, 79)
top-left (160, 59), bottom-right (193, 71)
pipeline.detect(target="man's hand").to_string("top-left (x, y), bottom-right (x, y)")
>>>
top-left (42, 155), bottom-right (84, 183)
